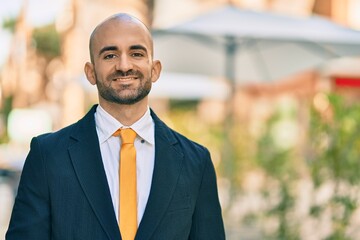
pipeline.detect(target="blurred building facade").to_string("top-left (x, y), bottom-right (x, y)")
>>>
top-left (1, 0), bottom-right (360, 134)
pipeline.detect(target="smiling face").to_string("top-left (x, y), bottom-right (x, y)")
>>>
top-left (85, 14), bottom-right (161, 107)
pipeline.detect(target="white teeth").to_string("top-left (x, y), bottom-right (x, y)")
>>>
top-left (114, 77), bottom-right (137, 81)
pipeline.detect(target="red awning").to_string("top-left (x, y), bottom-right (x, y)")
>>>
top-left (334, 77), bottom-right (360, 88)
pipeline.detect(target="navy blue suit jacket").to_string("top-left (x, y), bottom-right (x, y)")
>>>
top-left (6, 105), bottom-right (225, 240)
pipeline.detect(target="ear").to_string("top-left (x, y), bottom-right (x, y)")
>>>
top-left (84, 62), bottom-right (96, 85)
top-left (151, 60), bottom-right (162, 83)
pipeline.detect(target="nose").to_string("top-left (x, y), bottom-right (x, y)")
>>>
top-left (115, 54), bottom-right (133, 72)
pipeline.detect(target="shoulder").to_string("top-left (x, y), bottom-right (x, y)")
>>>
top-left (151, 110), bottom-right (210, 159)
top-left (171, 128), bottom-right (209, 156)
top-left (34, 105), bottom-right (97, 148)
top-left (32, 122), bottom-right (77, 151)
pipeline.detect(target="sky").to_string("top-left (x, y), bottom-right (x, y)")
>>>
top-left (0, 0), bottom-right (67, 66)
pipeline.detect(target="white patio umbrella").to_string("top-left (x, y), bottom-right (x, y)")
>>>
top-left (152, 5), bottom-right (360, 194)
top-left (153, 5), bottom-right (360, 85)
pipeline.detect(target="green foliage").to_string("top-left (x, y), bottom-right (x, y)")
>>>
top-left (169, 99), bottom-right (199, 110)
top-left (307, 93), bottom-right (360, 239)
top-left (161, 102), bottom-right (223, 165)
top-left (32, 24), bottom-right (61, 59)
top-left (0, 96), bottom-right (13, 143)
top-left (166, 93), bottom-right (360, 239)
top-left (309, 204), bottom-right (324, 217)
top-left (255, 107), bottom-right (300, 239)
top-left (308, 94), bottom-right (360, 185)
top-left (2, 17), bottom-right (16, 32)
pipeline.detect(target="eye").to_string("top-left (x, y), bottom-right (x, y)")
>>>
top-left (104, 54), bottom-right (117, 59)
top-left (131, 52), bottom-right (144, 57)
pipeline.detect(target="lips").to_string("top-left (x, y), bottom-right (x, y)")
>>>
top-left (108, 70), bottom-right (143, 82)
top-left (113, 76), bottom-right (138, 81)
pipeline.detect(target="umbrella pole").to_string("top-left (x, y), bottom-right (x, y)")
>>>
top-left (222, 36), bottom-right (237, 202)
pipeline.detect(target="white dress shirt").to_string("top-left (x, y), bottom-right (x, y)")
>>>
top-left (94, 105), bottom-right (155, 226)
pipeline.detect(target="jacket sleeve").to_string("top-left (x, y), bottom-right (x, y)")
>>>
top-left (6, 137), bottom-right (51, 240)
top-left (189, 149), bottom-right (226, 240)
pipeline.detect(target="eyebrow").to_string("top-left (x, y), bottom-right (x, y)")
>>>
top-left (129, 44), bottom-right (148, 53)
top-left (98, 46), bottom-right (118, 57)
top-left (98, 45), bottom-right (148, 57)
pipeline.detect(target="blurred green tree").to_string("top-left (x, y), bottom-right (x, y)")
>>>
top-left (32, 24), bottom-right (61, 59)
top-left (307, 93), bottom-right (360, 239)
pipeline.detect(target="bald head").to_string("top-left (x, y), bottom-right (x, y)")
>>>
top-left (89, 13), bottom-right (153, 63)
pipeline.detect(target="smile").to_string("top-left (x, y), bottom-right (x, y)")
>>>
top-left (113, 76), bottom-right (138, 81)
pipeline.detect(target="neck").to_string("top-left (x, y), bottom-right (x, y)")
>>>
top-left (99, 99), bottom-right (148, 126)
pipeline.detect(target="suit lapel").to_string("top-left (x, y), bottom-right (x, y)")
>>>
top-left (68, 105), bottom-right (120, 240)
top-left (136, 111), bottom-right (184, 240)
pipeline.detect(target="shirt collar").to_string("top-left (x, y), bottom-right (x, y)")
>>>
top-left (95, 104), bottom-right (154, 145)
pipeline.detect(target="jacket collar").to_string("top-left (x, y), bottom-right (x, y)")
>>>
top-left (69, 105), bottom-right (121, 240)
top-left (135, 110), bottom-right (184, 240)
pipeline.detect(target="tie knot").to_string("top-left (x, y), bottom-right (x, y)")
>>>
top-left (117, 128), bottom-right (136, 144)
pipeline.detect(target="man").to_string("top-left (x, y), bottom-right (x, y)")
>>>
top-left (6, 13), bottom-right (225, 240)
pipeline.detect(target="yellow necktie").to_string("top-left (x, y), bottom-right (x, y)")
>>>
top-left (114, 128), bottom-right (137, 240)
